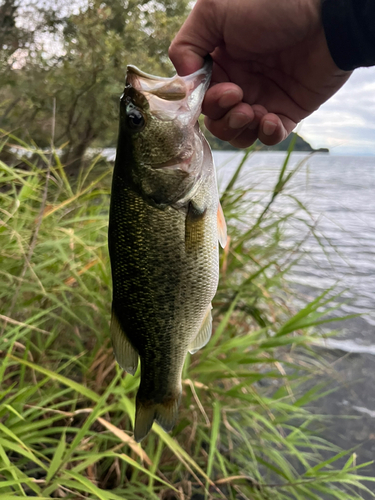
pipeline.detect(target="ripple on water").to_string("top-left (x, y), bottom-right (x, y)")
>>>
top-left (214, 151), bottom-right (375, 348)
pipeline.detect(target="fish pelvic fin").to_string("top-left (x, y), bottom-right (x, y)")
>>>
top-left (110, 308), bottom-right (139, 375)
top-left (134, 393), bottom-right (181, 443)
top-left (188, 304), bottom-right (213, 355)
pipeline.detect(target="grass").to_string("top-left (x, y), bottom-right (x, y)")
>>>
top-left (0, 135), bottom-right (374, 499)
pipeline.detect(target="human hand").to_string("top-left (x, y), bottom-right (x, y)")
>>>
top-left (169, 0), bottom-right (351, 147)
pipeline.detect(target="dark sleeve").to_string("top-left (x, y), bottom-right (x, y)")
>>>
top-left (321, 0), bottom-right (375, 71)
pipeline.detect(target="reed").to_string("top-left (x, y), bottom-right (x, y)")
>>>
top-left (0, 135), bottom-right (373, 499)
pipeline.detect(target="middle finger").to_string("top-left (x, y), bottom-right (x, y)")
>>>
top-left (202, 82), bottom-right (244, 121)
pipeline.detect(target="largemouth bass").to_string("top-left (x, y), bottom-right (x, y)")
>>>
top-left (108, 58), bottom-right (227, 442)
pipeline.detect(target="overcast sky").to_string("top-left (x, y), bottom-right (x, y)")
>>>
top-left (301, 66), bottom-right (375, 156)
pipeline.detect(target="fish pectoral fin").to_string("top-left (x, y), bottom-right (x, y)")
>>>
top-left (110, 309), bottom-right (139, 375)
top-left (187, 199), bottom-right (207, 221)
top-left (217, 202), bottom-right (227, 248)
top-left (185, 199), bottom-right (207, 251)
top-left (134, 393), bottom-right (181, 442)
top-left (188, 304), bottom-right (213, 355)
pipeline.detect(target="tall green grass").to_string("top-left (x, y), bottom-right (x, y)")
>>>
top-left (0, 136), bottom-right (374, 499)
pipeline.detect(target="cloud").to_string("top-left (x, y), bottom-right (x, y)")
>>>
top-left (301, 67), bottom-right (375, 155)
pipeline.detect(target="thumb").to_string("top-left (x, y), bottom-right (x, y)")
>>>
top-left (169, 0), bottom-right (224, 76)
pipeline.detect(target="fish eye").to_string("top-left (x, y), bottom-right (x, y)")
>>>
top-left (127, 109), bottom-right (145, 131)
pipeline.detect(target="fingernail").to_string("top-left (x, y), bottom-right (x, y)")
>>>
top-left (229, 113), bottom-right (249, 129)
top-left (263, 120), bottom-right (277, 136)
top-left (219, 91), bottom-right (241, 109)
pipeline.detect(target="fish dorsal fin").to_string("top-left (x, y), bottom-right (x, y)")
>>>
top-left (110, 309), bottom-right (139, 375)
top-left (188, 305), bottom-right (213, 355)
top-left (217, 202), bottom-right (227, 248)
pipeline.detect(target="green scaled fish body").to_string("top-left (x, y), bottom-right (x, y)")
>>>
top-left (108, 58), bottom-right (227, 442)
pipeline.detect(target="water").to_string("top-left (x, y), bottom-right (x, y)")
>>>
top-left (213, 151), bottom-right (375, 342)
top-left (214, 151), bottom-right (375, 480)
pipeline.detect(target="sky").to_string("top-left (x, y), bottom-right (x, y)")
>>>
top-left (301, 66), bottom-right (375, 155)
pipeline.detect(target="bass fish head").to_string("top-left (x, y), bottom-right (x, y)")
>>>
top-left (116, 58), bottom-right (212, 207)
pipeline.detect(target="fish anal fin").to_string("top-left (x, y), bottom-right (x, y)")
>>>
top-left (217, 202), bottom-right (227, 248)
top-left (188, 304), bottom-right (213, 355)
top-left (134, 393), bottom-right (181, 442)
top-left (110, 309), bottom-right (139, 375)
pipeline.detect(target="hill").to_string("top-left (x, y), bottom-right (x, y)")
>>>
top-left (205, 130), bottom-right (329, 153)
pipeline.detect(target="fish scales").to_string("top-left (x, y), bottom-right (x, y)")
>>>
top-left (108, 58), bottom-right (227, 442)
top-left (109, 177), bottom-right (218, 396)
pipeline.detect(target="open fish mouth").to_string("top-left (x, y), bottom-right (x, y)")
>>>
top-left (126, 57), bottom-right (212, 99)
top-left (125, 57), bottom-right (212, 122)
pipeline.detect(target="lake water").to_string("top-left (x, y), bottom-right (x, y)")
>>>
top-left (213, 151), bottom-right (375, 481)
top-left (214, 151), bottom-right (375, 341)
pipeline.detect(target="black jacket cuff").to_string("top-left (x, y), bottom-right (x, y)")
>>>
top-left (322, 0), bottom-right (375, 71)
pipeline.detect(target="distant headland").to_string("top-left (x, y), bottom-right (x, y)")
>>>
top-left (206, 130), bottom-right (329, 153)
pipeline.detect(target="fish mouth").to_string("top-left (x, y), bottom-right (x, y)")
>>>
top-left (126, 57), bottom-right (212, 100)
top-left (125, 57), bottom-right (212, 122)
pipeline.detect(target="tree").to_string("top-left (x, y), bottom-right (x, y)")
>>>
top-left (0, 0), bottom-right (190, 171)
top-left (0, 0), bottom-right (23, 64)
top-left (0, 0), bottom-right (35, 124)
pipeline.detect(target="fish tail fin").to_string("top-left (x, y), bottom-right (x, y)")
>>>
top-left (134, 392), bottom-right (181, 443)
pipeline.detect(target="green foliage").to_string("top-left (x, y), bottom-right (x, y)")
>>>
top-left (0, 0), bottom-right (31, 71)
top-left (0, 0), bottom-right (189, 168)
top-left (0, 139), bottom-right (373, 499)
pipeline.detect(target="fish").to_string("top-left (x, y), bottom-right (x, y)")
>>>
top-left (108, 57), bottom-right (227, 443)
